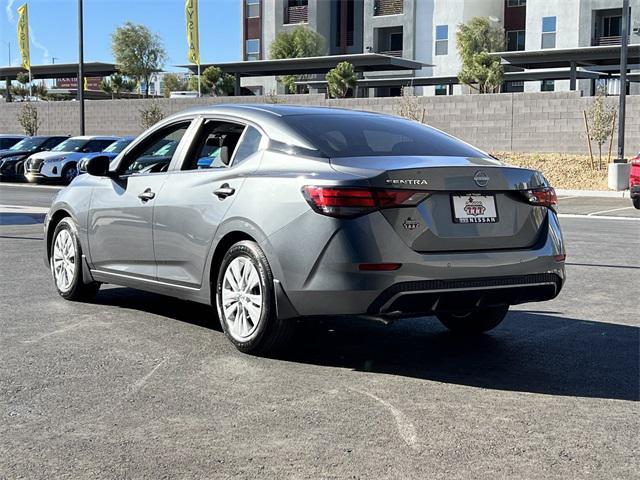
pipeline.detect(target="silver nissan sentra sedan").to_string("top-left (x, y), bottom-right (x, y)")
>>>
top-left (44, 105), bottom-right (565, 354)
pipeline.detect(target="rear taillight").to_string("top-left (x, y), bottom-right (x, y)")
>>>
top-left (631, 155), bottom-right (640, 166)
top-left (302, 186), bottom-right (430, 218)
top-left (520, 187), bottom-right (557, 208)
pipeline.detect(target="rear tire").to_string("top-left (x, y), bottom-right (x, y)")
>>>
top-left (215, 240), bottom-right (293, 355)
top-left (50, 218), bottom-right (100, 301)
top-left (633, 197), bottom-right (640, 210)
top-left (437, 305), bottom-right (509, 334)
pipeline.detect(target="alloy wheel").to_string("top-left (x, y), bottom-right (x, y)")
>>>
top-left (52, 229), bottom-right (76, 292)
top-left (221, 256), bottom-right (263, 341)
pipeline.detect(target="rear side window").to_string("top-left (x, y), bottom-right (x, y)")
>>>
top-left (231, 126), bottom-right (263, 166)
top-left (282, 114), bottom-right (487, 159)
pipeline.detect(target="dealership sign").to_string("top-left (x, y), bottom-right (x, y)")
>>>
top-left (55, 77), bottom-right (103, 90)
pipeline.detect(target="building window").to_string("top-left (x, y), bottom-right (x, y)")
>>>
top-left (435, 84), bottom-right (447, 96)
top-left (435, 25), bottom-right (448, 56)
top-left (246, 0), bottom-right (260, 18)
top-left (506, 30), bottom-right (526, 51)
top-left (507, 0), bottom-right (526, 6)
top-left (374, 0), bottom-right (403, 16)
top-left (504, 81), bottom-right (524, 93)
top-left (541, 16), bottom-right (556, 49)
top-left (602, 16), bottom-right (622, 37)
top-left (246, 39), bottom-right (260, 61)
top-left (541, 80), bottom-right (555, 92)
top-left (284, 0), bottom-right (308, 24)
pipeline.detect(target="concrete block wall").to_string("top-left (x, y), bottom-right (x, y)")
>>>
top-left (1, 92), bottom-right (638, 154)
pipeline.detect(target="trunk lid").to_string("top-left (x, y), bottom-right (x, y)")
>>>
top-left (330, 156), bottom-right (550, 252)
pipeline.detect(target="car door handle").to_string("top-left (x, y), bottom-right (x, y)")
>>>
top-left (138, 188), bottom-right (156, 202)
top-left (213, 184), bottom-right (235, 199)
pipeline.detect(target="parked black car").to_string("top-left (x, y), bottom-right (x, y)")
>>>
top-left (0, 136), bottom-right (68, 181)
top-left (0, 134), bottom-right (26, 150)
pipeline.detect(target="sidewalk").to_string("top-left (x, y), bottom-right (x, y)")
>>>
top-left (556, 189), bottom-right (630, 198)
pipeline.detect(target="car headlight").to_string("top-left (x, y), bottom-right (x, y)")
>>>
top-left (2, 155), bottom-right (24, 162)
top-left (44, 156), bottom-right (65, 163)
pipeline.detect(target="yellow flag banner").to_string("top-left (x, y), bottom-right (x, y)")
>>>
top-left (185, 0), bottom-right (200, 65)
top-left (17, 3), bottom-right (30, 72)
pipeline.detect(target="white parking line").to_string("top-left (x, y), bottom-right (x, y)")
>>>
top-left (559, 213), bottom-right (640, 221)
top-left (0, 183), bottom-right (62, 190)
top-left (0, 204), bottom-right (49, 214)
top-left (587, 206), bottom-right (636, 216)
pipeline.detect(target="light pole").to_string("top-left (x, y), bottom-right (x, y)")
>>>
top-left (3, 41), bottom-right (11, 102)
top-left (78, 0), bottom-right (85, 135)
top-left (616, 0), bottom-right (629, 163)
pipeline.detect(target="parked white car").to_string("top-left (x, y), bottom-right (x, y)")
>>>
top-left (25, 136), bottom-right (119, 184)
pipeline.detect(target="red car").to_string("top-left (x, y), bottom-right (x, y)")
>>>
top-left (631, 153), bottom-right (640, 209)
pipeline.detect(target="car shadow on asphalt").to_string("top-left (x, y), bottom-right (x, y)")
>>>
top-left (94, 287), bottom-right (639, 402)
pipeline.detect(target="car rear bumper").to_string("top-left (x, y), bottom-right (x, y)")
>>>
top-left (269, 209), bottom-right (565, 318)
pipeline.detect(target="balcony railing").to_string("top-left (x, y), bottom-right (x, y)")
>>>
top-left (379, 49), bottom-right (403, 57)
top-left (595, 35), bottom-right (629, 46)
top-left (285, 5), bottom-right (308, 24)
top-left (374, 0), bottom-right (403, 16)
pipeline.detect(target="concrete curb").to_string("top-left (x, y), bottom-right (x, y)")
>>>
top-left (556, 189), bottom-right (630, 198)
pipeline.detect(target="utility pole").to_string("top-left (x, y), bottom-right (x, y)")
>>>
top-left (78, 0), bottom-right (85, 135)
top-left (52, 57), bottom-right (58, 64)
top-left (616, 0), bottom-right (629, 163)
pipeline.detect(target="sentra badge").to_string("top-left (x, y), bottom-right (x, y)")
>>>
top-left (386, 179), bottom-right (428, 185)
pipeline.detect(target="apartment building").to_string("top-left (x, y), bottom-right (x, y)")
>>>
top-left (241, 0), bottom-right (639, 96)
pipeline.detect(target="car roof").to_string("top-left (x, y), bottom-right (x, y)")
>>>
top-left (67, 135), bottom-right (120, 141)
top-left (0, 134), bottom-right (26, 138)
top-left (181, 103), bottom-right (381, 119)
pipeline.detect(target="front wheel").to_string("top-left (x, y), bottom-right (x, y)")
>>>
top-left (61, 163), bottom-right (78, 184)
top-left (215, 241), bottom-right (293, 355)
top-left (437, 305), bottom-right (509, 334)
top-left (50, 218), bottom-right (100, 301)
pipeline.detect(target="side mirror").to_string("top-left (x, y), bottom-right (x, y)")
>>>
top-left (86, 155), bottom-right (111, 177)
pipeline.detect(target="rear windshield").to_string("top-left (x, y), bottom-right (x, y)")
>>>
top-left (282, 114), bottom-right (487, 159)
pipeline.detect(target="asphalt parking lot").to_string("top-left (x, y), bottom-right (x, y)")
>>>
top-left (1, 183), bottom-right (638, 479)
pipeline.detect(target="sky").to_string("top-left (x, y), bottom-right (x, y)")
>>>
top-left (0, 0), bottom-right (241, 70)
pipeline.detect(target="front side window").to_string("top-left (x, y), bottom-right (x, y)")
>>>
top-left (246, 39), bottom-right (260, 61)
top-left (120, 122), bottom-right (191, 175)
top-left (183, 120), bottom-right (247, 170)
top-left (542, 16), bottom-right (556, 49)
top-left (435, 25), bottom-right (448, 56)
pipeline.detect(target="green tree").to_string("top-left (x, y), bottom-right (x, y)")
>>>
top-left (456, 17), bottom-right (504, 94)
top-left (111, 22), bottom-right (167, 97)
top-left (163, 73), bottom-right (190, 97)
top-left (326, 61), bottom-right (357, 98)
top-left (587, 87), bottom-right (616, 171)
top-left (17, 102), bottom-right (40, 135)
top-left (269, 26), bottom-right (325, 93)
